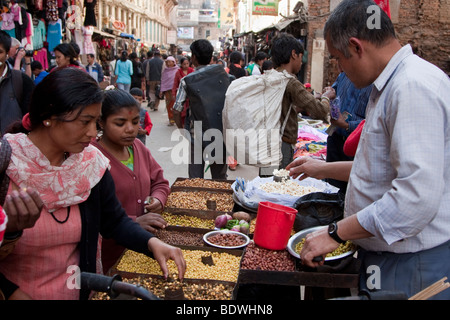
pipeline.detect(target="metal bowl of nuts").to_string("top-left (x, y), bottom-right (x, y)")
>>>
top-left (287, 226), bottom-right (356, 261)
top-left (203, 230), bottom-right (250, 250)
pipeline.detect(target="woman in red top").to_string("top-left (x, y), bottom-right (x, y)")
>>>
top-left (51, 43), bottom-right (86, 72)
top-left (172, 57), bottom-right (194, 127)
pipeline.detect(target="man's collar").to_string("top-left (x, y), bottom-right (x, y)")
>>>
top-left (373, 44), bottom-right (413, 91)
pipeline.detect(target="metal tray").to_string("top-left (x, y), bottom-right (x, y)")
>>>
top-left (287, 226), bottom-right (356, 261)
top-left (203, 230), bottom-right (250, 250)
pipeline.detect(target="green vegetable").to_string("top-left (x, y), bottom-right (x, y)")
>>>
top-left (225, 219), bottom-right (239, 230)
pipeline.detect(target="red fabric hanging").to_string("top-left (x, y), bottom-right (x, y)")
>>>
top-left (374, 0), bottom-right (391, 17)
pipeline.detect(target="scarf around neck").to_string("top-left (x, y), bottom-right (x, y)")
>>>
top-left (4, 133), bottom-right (110, 212)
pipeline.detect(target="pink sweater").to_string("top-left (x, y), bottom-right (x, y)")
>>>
top-left (91, 139), bottom-right (170, 273)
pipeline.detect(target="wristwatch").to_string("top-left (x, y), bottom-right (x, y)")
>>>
top-left (328, 222), bottom-right (345, 244)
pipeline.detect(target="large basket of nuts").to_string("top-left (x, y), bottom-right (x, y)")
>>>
top-left (91, 274), bottom-right (237, 300)
top-left (154, 226), bottom-right (210, 248)
top-left (171, 178), bottom-right (234, 194)
top-left (165, 190), bottom-right (235, 215)
top-left (111, 247), bottom-right (243, 284)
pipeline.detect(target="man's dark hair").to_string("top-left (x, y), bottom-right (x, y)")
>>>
top-left (255, 51), bottom-right (268, 63)
top-left (147, 51), bottom-right (153, 58)
top-left (0, 30), bottom-right (12, 52)
top-left (87, 53), bottom-right (95, 59)
top-left (130, 87), bottom-right (143, 97)
top-left (324, 0), bottom-right (396, 58)
top-left (30, 60), bottom-right (43, 71)
top-left (190, 39), bottom-right (214, 65)
top-left (229, 51), bottom-right (244, 64)
top-left (270, 33), bottom-right (304, 68)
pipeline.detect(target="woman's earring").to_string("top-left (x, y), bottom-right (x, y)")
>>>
top-left (44, 121), bottom-right (51, 126)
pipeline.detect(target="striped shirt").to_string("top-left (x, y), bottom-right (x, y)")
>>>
top-left (345, 45), bottom-right (450, 253)
top-left (331, 72), bottom-right (372, 137)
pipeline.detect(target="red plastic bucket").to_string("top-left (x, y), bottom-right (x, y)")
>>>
top-left (253, 201), bottom-right (297, 250)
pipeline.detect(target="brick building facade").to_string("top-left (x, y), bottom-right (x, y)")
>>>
top-left (304, 0), bottom-right (450, 90)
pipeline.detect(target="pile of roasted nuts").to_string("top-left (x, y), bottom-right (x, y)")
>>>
top-left (165, 191), bottom-right (234, 212)
top-left (155, 229), bottom-right (205, 247)
top-left (240, 242), bottom-right (296, 272)
top-left (206, 233), bottom-right (247, 247)
top-left (161, 212), bottom-right (215, 229)
top-left (116, 249), bottom-right (241, 282)
top-left (173, 178), bottom-right (232, 190)
top-left (91, 276), bottom-right (234, 300)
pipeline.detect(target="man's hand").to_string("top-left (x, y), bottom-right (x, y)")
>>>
top-left (286, 157), bottom-right (328, 181)
top-left (299, 227), bottom-right (340, 268)
top-left (138, 127), bottom-right (147, 136)
top-left (321, 86), bottom-right (336, 100)
top-left (330, 111), bottom-right (350, 130)
top-left (173, 110), bottom-right (183, 129)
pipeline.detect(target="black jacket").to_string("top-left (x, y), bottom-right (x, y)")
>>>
top-left (78, 170), bottom-right (154, 300)
top-left (0, 68), bottom-right (34, 135)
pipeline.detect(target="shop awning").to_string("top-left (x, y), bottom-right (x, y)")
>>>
top-left (93, 29), bottom-right (116, 39)
top-left (119, 33), bottom-right (136, 40)
top-left (252, 16), bottom-right (305, 34)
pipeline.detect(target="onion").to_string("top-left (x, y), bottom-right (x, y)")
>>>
top-left (238, 220), bottom-right (250, 234)
top-left (215, 213), bottom-right (232, 228)
top-left (230, 225), bottom-right (241, 232)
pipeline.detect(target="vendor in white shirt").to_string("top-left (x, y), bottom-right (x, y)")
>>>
top-left (289, 0), bottom-right (450, 300)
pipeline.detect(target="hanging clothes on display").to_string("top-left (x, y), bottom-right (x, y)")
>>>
top-left (73, 27), bottom-right (84, 54)
top-left (83, 0), bottom-right (96, 26)
top-left (47, 18), bottom-right (62, 53)
top-left (11, 2), bottom-right (28, 41)
top-left (46, 0), bottom-right (59, 22)
top-left (32, 18), bottom-right (46, 50)
top-left (0, 10), bottom-right (15, 38)
top-left (65, 1), bottom-right (82, 30)
top-left (22, 11), bottom-right (33, 49)
top-left (33, 47), bottom-right (49, 70)
top-left (82, 25), bottom-right (95, 55)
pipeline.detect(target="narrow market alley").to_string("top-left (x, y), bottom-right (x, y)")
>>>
top-left (143, 99), bottom-right (260, 185)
